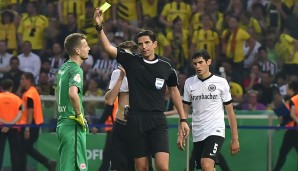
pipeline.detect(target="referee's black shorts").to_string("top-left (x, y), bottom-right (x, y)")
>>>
top-left (127, 112), bottom-right (169, 158)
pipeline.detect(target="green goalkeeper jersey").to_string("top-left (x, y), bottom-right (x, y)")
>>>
top-left (56, 59), bottom-right (84, 126)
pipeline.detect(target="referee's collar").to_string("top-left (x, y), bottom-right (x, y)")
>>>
top-left (143, 54), bottom-right (158, 64)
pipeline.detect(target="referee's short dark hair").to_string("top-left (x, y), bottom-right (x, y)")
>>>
top-left (191, 49), bottom-right (211, 61)
top-left (136, 30), bottom-right (156, 42)
top-left (1, 79), bottom-right (13, 91)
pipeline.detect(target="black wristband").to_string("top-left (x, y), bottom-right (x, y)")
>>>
top-left (95, 23), bottom-right (103, 33)
top-left (180, 119), bottom-right (187, 123)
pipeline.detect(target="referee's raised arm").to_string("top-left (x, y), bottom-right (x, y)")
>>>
top-left (94, 8), bottom-right (117, 58)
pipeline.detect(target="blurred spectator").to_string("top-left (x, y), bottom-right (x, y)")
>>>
top-left (227, 73), bottom-right (244, 109)
top-left (191, 14), bottom-right (220, 71)
top-left (247, 0), bottom-right (269, 12)
top-left (3, 57), bottom-right (23, 93)
top-left (159, 0), bottom-right (192, 33)
top-left (92, 51), bottom-right (117, 90)
top-left (17, 41), bottom-right (41, 78)
top-left (79, 2), bottom-right (98, 47)
top-left (242, 90), bottom-right (266, 110)
top-left (275, 71), bottom-right (287, 98)
top-left (255, 46), bottom-right (277, 76)
top-left (57, 13), bottom-right (80, 47)
top-left (44, 18), bottom-right (60, 55)
top-left (112, 0), bottom-right (142, 27)
top-left (286, 2), bottom-right (298, 39)
top-left (226, 0), bottom-right (245, 16)
top-left (251, 2), bottom-right (268, 33)
top-left (263, 30), bottom-right (279, 66)
top-left (206, 0), bottom-right (223, 30)
top-left (265, 0), bottom-right (291, 33)
top-left (0, 10), bottom-right (17, 54)
top-left (221, 15), bottom-right (255, 84)
top-left (190, 0), bottom-right (206, 32)
top-left (43, 2), bottom-right (59, 20)
top-left (139, 0), bottom-right (159, 24)
top-left (239, 11), bottom-right (262, 39)
top-left (276, 33), bottom-right (298, 76)
top-left (243, 27), bottom-right (262, 69)
top-left (58, 0), bottom-right (85, 26)
top-left (48, 43), bottom-right (65, 83)
top-left (0, 41), bottom-right (13, 82)
top-left (36, 70), bottom-right (55, 95)
top-left (17, 2), bottom-right (49, 55)
top-left (167, 16), bottom-right (190, 70)
top-left (243, 64), bottom-right (261, 92)
top-left (253, 71), bottom-right (279, 107)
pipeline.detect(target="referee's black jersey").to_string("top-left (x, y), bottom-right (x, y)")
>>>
top-left (116, 48), bottom-right (178, 113)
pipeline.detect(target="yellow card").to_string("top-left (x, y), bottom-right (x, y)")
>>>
top-left (99, 2), bottom-right (111, 13)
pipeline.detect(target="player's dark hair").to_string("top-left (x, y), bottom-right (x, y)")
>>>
top-left (22, 72), bottom-right (35, 84)
top-left (191, 49), bottom-right (211, 62)
top-left (288, 81), bottom-right (298, 94)
top-left (64, 33), bottom-right (86, 56)
top-left (1, 79), bottom-right (13, 91)
top-left (136, 30), bottom-right (156, 42)
top-left (118, 41), bottom-right (138, 53)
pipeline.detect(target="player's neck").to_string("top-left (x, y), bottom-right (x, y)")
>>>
top-left (70, 56), bottom-right (83, 66)
top-left (198, 71), bottom-right (211, 80)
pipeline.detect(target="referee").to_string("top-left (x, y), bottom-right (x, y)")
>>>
top-left (95, 9), bottom-right (189, 171)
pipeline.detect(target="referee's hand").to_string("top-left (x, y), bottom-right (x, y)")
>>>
top-left (177, 128), bottom-right (185, 151)
top-left (180, 122), bottom-right (190, 139)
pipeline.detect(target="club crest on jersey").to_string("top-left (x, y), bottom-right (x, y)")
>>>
top-left (155, 78), bottom-right (164, 90)
top-left (74, 74), bottom-right (81, 83)
top-left (208, 84), bottom-right (216, 92)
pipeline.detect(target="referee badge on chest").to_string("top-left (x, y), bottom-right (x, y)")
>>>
top-left (155, 78), bottom-right (164, 90)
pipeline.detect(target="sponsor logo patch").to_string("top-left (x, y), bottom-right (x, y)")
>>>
top-left (208, 84), bottom-right (216, 92)
top-left (74, 74), bottom-right (81, 83)
top-left (80, 163), bottom-right (86, 169)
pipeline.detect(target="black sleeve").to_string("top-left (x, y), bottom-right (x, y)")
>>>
top-left (166, 69), bottom-right (178, 87)
top-left (27, 97), bottom-right (34, 109)
top-left (116, 48), bottom-right (135, 70)
top-left (98, 104), bottom-right (114, 124)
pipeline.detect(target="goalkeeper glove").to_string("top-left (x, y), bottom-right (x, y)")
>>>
top-left (69, 113), bottom-right (86, 132)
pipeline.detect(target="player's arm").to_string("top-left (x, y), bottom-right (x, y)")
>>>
top-left (105, 67), bottom-right (125, 105)
top-left (225, 103), bottom-right (240, 155)
top-left (94, 8), bottom-right (117, 58)
top-left (69, 86), bottom-right (82, 115)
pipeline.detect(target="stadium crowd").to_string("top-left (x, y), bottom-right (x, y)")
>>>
top-left (0, 0), bottom-right (298, 171)
top-left (1, 0), bottom-right (298, 113)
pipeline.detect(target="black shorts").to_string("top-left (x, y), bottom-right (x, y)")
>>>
top-left (127, 113), bottom-right (169, 158)
top-left (110, 120), bottom-right (135, 171)
top-left (193, 135), bottom-right (224, 170)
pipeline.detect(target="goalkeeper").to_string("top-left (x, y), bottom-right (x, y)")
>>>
top-left (55, 33), bottom-right (90, 171)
